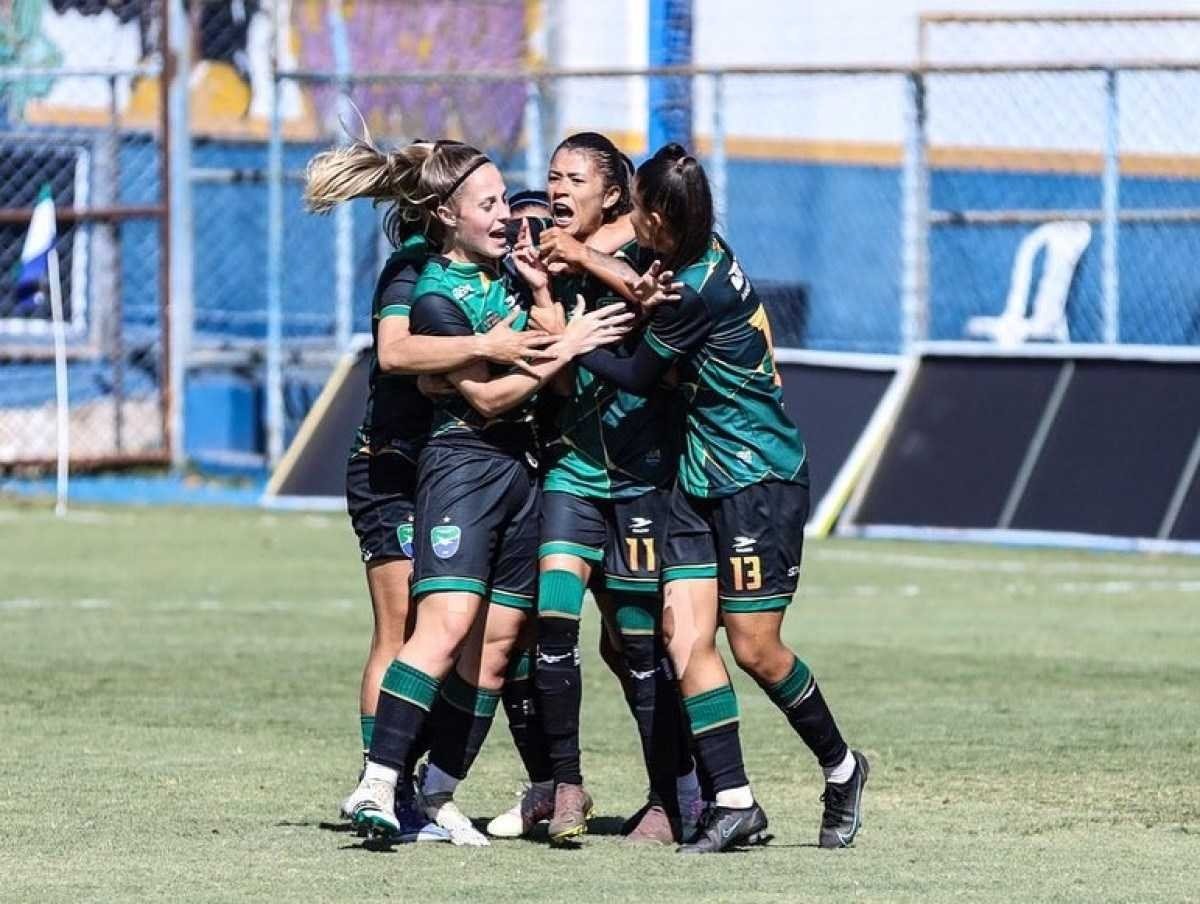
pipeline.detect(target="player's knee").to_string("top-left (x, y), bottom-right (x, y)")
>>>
top-left (416, 614), bottom-right (474, 663)
top-left (729, 634), bottom-right (790, 683)
top-left (478, 636), bottom-right (521, 689)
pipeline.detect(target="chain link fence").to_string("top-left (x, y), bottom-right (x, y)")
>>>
top-left (921, 13), bottom-right (1200, 346)
top-left (1, 37), bottom-right (167, 469)
top-left (6, 4), bottom-right (1199, 471)
top-left (715, 72), bottom-right (906, 352)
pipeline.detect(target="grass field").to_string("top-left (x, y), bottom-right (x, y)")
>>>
top-left (1, 502), bottom-right (1198, 903)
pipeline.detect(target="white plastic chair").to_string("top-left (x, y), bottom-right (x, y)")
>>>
top-left (965, 220), bottom-right (1092, 346)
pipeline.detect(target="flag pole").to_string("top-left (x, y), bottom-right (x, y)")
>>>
top-left (47, 247), bottom-right (70, 517)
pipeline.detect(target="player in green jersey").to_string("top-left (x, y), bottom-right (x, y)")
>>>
top-left (324, 139), bottom-right (629, 844)
top-left (578, 144), bottom-right (869, 854)
top-left (306, 139), bottom-right (557, 841)
top-left (505, 132), bottom-right (700, 846)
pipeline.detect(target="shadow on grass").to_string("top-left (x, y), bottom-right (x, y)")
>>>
top-left (479, 813), bottom-right (629, 849)
top-left (314, 820), bottom-right (360, 834)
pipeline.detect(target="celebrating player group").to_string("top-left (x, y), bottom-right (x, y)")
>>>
top-left (304, 128), bottom-right (868, 855)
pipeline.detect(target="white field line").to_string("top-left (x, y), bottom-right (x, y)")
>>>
top-left (0, 598), bottom-right (44, 610)
top-left (7, 575), bottom-right (1200, 618)
top-left (0, 508), bottom-right (131, 525)
top-left (798, 578), bottom-right (1200, 598)
top-left (813, 546), bottom-right (1200, 578)
top-left (0, 598), bottom-right (368, 614)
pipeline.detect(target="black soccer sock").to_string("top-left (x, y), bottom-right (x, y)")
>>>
top-left (368, 659), bottom-right (440, 772)
top-left (534, 570), bottom-right (586, 786)
top-left (400, 715), bottom-right (433, 793)
top-left (761, 656), bottom-right (849, 770)
top-left (501, 646), bottom-right (553, 783)
top-left (614, 594), bottom-right (688, 813)
top-left (427, 669), bottom-right (501, 781)
top-left (682, 684), bottom-right (749, 794)
top-left (621, 634), bottom-right (691, 810)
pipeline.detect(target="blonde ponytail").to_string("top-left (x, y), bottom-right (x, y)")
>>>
top-left (304, 137), bottom-right (490, 248)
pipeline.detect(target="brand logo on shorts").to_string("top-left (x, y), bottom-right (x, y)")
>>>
top-left (629, 516), bottom-right (654, 535)
top-left (735, 449), bottom-right (755, 464)
top-left (732, 536), bottom-right (758, 553)
top-left (787, 565), bottom-right (800, 577)
top-left (430, 525), bottom-right (462, 559)
top-left (396, 522), bottom-right (414, 558)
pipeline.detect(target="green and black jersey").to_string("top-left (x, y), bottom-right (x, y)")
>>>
top-left (408, 256), bottom-right (535, 456)
top-left (643, 234), bottom-right (807, 498)
top-left (353, 234), bottom-right (434, 460)
top-left (542, 241), bottom-right (682, 499)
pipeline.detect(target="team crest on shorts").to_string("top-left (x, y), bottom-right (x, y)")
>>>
top-left (431, 525), bottom-right (462, 559)
top-left (396, 522), bottom-right (414, 558)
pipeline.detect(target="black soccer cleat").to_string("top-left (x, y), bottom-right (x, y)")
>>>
top-left (677, 802), bottom-right (769, 854)
top-left (819, 749), bottom-right (869, 848)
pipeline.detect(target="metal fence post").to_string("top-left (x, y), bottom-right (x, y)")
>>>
top-left (1102, 67), bottom-right (1120, 345)
top-left (329, 0), bottom-right (354, 353)
top-left (524, 77), bottom-right (545, 191)
top-left (104, 75), bottom-right (124, 453)
top-left (265, 0), bottom-right (285, 467)
top-left (166, 0), bottom-right (193, 468)
top-left (900, 70), bottom-right (929, 352)
top-left (710, 72), bottom-right (728, 231)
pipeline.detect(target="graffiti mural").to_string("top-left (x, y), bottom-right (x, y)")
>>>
top-left (0, 0), bottom-right (528, 145)
top-left (294, 0), bottom-right (527, 150)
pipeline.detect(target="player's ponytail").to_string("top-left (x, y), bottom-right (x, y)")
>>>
top-left (553, 132), bottom-right (632, 222)
top-left (305, 138), bottom-right (491, 248)
top-left (635, 143), bottom-right (714, 273)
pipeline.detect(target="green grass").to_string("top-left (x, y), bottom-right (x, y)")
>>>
top-left (1, 502), bottom-right (1198, 903)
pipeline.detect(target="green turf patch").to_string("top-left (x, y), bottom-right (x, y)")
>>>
top-left (1, 505), bottom-right (1198, 902)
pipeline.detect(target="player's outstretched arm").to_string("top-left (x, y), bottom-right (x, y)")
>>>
top-left (449, 299), bottom-right (632, 419)
top-left (577, 285), bottom-right (710, 396)
top-left (377, 310), bottom-right (556, 377)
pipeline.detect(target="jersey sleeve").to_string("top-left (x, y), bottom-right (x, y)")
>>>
top-left (643, 286), bottom-right (713, 360)
top-left (408, 293), bottom-right (475, 338)
top-left (377, 266), bottom-right (420, 319)
top-left (612, 242), bottom-right (651, 271)
top-left (577, 333), bottom-right (672, 397)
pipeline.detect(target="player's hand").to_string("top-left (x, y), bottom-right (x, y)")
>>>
top-left (555, 294), bottom-right (635, 357)
top-left (537, 227), bottom-right (588, 272)
top-left (416, 374), bottom-right (457, 399)
top-left (527, 302), bottom-right (566, 336)
top-left (626, 259), bottom-right (683, 313)
top-left (510, 219), bottom-right (550, 291)
top-left (479, 309), bottom-right (557, 376)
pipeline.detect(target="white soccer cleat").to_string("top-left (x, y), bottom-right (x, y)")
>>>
top-left (486, 781), bottom-right (555, 838)
top-left (417, 787), bottom-right (490, 847)
top-left (340, 778), bottom-right (366, 821)
top-left (339, 762), bottom-right (368, 819)
top-left (348, 776), bottom-right (400, 838)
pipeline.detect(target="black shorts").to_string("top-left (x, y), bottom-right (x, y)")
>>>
top-left (346, 449), bottom-right (418, 563)
top-left (410, 444), bottom-right (539, 610)
top-left (539, 489), bottom-right (671, 596)
top-left (662, 481), bottom-right (810, 613)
